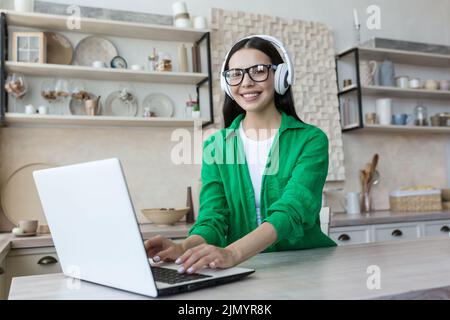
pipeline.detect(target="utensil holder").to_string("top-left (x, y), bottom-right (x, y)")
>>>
top-left (362, 191), bottom-right (373, 212)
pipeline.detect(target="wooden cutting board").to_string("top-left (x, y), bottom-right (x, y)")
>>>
top-left (45, 32), bottom-right (73, 65)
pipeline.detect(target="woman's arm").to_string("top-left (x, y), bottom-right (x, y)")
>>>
top-left (225, 222), bottom-right (277, 265)
top-left (175, 222), bottom-right (277, 274)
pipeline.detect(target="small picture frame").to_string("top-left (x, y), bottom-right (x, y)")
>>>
top-left (12, 32), bottom-right (46, 64)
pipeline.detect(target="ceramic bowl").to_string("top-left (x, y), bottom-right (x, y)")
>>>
top-left (141, 207), bottom-right (189, 225)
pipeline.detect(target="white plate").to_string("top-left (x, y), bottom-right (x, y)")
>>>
top-left (142, 93), bottom-right (174, 117)
top-left (103, 91), bottom-right (138, 117)
top-left (1, 163), bottom-right (55, 225)
top-left (74, 36), bottom-right (118, 67)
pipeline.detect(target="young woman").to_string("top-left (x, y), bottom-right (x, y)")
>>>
top-left (145, 35), bottom-right (336, 275)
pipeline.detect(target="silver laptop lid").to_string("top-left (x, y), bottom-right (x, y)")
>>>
top-left (33, 158), bottom-right (158, 297)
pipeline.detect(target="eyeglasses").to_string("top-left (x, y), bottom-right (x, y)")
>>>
top-left (222, 64), bottom-right (277, 86)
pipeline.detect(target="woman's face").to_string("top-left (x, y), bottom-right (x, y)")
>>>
top-left (227, 48), bottom-right (276, 113)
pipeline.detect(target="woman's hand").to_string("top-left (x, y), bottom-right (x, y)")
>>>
top-left (144, 235), bottom-right (184, 262)
top-left (174, 243), bottom-right (240, 274)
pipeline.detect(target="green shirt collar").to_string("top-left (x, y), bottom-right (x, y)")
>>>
top-left (225, 110), bottom-right (306, 139)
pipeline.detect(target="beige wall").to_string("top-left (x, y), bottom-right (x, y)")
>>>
top-left (0, 126), bottom-right (202, 230)
top-left (325, 132), bottom-right (448, 213)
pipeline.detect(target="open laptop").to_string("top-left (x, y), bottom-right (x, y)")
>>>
top-left (32, 158), bottom-right (254, 297)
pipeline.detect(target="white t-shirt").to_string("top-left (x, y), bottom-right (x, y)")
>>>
top-left (238, 122), bottom-right (277, 225)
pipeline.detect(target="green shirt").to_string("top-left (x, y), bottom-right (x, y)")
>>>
top-left (189, 110), bottom-right (336, 252)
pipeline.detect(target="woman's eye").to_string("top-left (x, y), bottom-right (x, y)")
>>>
top-left (251, 66), bottom-right (266, 74)
top-left (228, 70), bottom-right (242, 78)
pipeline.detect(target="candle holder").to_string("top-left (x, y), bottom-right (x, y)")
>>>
top-left (353, 24), bottom-right (361, 46)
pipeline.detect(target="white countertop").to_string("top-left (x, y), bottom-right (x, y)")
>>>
top-left (0, 223), bottom-right (192, 262)
top-left (8, 237), bottom-right (450, 300)
top-left (330, 210), bottom-right (450, 227)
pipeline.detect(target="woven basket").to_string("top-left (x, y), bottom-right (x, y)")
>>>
top-left (389, 189), bottom-right (442, 212)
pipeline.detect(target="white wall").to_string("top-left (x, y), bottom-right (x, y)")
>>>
top-left (18, 0), bottom-right (450, 51)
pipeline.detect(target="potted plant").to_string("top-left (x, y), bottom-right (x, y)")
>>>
top-left (191, 101), bottom-right (200, 118)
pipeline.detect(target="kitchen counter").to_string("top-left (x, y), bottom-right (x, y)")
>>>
top-left (8, 237), bottom-right (450, 300)
top-left (330, 210), bottom-right (450, 228)
top-left (0, 223), bottom-right (192, 262)
top-left (0, 233), bottom-right (54, 261)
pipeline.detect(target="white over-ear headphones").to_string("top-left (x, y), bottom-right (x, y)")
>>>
top-left (220, 35), bottom-right (294, 100)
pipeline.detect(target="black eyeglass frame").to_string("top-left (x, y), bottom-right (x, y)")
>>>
top-left (222, 64), bottom-right (277, 86)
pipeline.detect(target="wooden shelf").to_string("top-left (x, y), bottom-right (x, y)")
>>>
top-left (362, 85), bottom-right (450, 100)
top-left (362, 124), bottom-right (450, 134)
top-left (6, 61), bottom-right (208, 84)
top-left (4, 113), bottom-right (207, 127)
top-left (1, 10), bottom-right (210, 42)
top-left (339, 47), bottom-right (450, 67)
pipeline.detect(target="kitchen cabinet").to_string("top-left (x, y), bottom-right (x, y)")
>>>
top-left (373, 223), bottom-right (420, 242)
top-left (335, 46), bottom-right (450, 132)
top-left (0, 259), bottom-right (5, 300)
top-left (423, 220), bottom-right (450, 238)
top-left (5, 246), bottom-right (61, 297)
top-left (330, 219), bottom-right (450, 245)
top-left (329, 226), bottom-right (371, 245)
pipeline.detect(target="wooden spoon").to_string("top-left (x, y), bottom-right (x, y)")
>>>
top-left (359, 170), bottom-right (366, 193)
top-left (371, 153), bottom-right (379, 173)
top-left (363, 163), bottom-right (373, 194)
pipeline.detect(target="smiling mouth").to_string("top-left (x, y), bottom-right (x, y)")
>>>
top-left (240, 92), bottom-right (262, 100)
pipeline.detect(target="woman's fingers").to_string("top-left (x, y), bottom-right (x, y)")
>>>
top-left (144, 240), bottom-right (160, 258)
top-left (176, 245), bottom-right (218, 273)
top-left (176, 244), bottom-right (207, 265)
top-left (144, 235), bottom-right (170, 258)
top-left (146, 235), bottom-right (166, 249)
top-left (209, 258), bottom-right (221, 269)
top-left (185, 255), bottom-right (215, 274)
top-left (154, 246), bottom-right (179, 262)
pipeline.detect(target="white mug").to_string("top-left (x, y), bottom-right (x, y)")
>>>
top-left (345, 192), bottom-right (361, 215)
top-left (172, 1), bottom-right (188, 15)
top-left (92, 61), bottom-right (106, 68)
top-left (38, 105), bottom-right (48, 115)
top-left (376, 98), bottom-right (392, 125)
top-left (409, 78), bottom-right (421, 89)
top-left (25, 104), bottom-right (36, 114)
top-left (130, 64), bottom-right (144, 71)
top-left (193, 16), bottom-right (207, 29)
top-left (14, 0), bottom-right (34, 12)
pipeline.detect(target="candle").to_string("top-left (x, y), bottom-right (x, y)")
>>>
top-left (353, 9), bottom-right (359, 27)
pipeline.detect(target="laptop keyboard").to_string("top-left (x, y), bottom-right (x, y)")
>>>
top-left (152, 266), bottom-right (212, 284)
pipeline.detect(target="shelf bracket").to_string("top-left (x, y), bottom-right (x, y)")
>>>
top-left (195, 32), bottom-right (214, 128)
top-left (0, 12), bottom-right (8, 126)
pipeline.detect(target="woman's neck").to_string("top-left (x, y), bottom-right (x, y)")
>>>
top-left (242, 105), bottom-right (281, 131)
top-left (241, 104), bottom-right (281, 140)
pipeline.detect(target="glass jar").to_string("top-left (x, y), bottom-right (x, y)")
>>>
top-left (155, 52), bottom-right (172, 72)
top-left (414, 103), bottom-right (428, 126)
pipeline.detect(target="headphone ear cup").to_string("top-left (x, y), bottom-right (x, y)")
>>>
top-left (221, 73), bottom-right (234, 100)
top-left (274, 63), bottom-right (289, 95)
